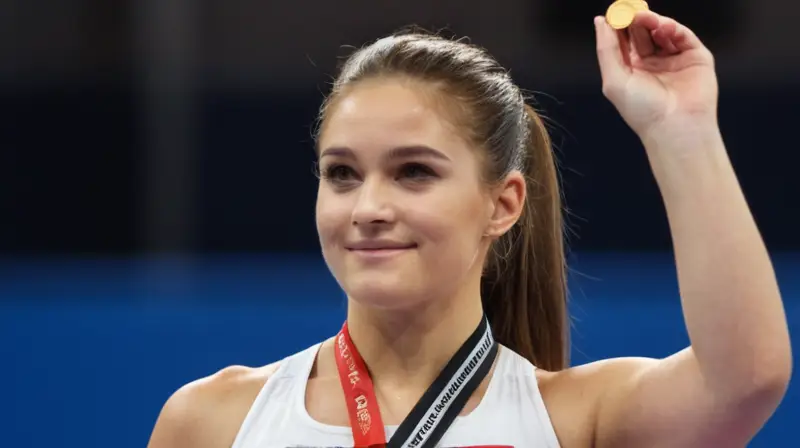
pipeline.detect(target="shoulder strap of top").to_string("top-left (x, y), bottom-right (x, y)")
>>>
top-left (231, 343), bottom-right (323, 448)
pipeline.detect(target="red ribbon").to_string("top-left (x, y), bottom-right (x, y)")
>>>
top-left (334, 321), bottom-right (388, 447)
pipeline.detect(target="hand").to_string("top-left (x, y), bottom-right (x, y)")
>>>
top-left (594, 12), bottom-right (719, 143)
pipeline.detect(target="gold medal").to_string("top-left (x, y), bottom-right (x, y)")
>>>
top-left (606, 2), bottom-right (636, 29)
top-left (605, 0), bottom-right (649, 30)
top-left (624, 0), bottom-right (649, 12)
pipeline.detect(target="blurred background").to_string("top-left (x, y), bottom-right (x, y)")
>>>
top-left (1, 0), bottom-right (798, 446)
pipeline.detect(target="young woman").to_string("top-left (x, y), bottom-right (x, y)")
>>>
top-left (148, 11), bottom-right (792, 448)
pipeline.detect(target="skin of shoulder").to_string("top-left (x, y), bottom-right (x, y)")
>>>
top-left (146, 362), bottom-right (280, 448)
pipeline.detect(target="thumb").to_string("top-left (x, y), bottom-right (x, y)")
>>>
top-left (594, 16), bottom-right (630, 95)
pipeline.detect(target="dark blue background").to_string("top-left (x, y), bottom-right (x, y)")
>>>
top-left (2, 253), bottom-right (796, 447)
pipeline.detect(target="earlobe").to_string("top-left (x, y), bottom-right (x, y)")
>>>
top-left (482, 228), bottom-right (504, 239)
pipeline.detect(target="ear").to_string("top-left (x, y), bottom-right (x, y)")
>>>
top-left (484, 170), bottom-right (526, 238)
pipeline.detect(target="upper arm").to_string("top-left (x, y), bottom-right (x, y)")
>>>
top-left (592, 348), bottom-right (787, 448)
top-left (147, 364), bottom-right (277, 448)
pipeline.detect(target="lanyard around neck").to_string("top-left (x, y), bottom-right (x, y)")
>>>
top-left (334, 316), bottom-right (497, 448)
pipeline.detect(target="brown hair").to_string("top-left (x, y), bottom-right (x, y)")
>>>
top-left (316, 30), bottom-right (569, 371)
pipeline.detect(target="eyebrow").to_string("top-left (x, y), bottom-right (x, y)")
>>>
top-left (319, 145), bottom-right (452, 162)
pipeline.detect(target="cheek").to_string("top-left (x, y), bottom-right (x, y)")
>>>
top-left (410, 189), bottom-right (486, 254)
top-left (315, 191), bottom-right (349, 246)
top-left (407, 198), bottom-right (486, 295)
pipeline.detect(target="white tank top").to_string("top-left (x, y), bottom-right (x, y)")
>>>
top-left (232, 343), bottom-right (561, 447)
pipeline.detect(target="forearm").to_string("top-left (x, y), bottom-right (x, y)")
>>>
top-left (645, 128), bottom-right (791, 397)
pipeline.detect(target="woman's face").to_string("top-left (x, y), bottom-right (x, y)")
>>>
top-left (315, 78), bottom-right (497, 309)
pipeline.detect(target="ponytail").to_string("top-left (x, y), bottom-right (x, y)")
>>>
top-left (481, 104), bottom-right (569, 371)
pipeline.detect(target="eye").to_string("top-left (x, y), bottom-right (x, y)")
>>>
top-left (398, 163), bottom-right (437, 181)
top-left (322, 164), bottom-right (360, 184)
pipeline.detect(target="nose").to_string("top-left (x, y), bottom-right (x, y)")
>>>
top-left (351, 177), bottom-right (396, 226)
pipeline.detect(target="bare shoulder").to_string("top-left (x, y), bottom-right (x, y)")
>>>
top-left (147, 362), bottom-right (280, 448)
top-left (535, 357), bottom-right (657, 448)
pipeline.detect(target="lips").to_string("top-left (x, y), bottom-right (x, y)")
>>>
top-left (345, 241), bottom-right (417, 251)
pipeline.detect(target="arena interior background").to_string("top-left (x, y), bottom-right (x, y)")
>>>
top-left (1, 0), bottom-right (798, 446)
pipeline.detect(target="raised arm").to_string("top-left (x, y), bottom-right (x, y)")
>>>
top-left (589, 11), bottom-right (792, 447)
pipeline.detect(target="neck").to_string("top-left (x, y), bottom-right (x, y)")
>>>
top-left (344, 287), bottom-right (485, 391)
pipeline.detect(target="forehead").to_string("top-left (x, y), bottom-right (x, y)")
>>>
top-left (319, 79), bottom-right (473, 158)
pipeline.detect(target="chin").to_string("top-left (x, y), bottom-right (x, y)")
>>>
top-left (344, 275), bottom-right (427, 310)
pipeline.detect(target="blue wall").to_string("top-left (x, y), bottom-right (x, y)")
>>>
top-left (1, 253), bottom-right (796, 447)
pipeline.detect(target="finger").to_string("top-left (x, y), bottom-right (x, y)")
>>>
top-left (632, 10), bottom-right (661, 32)
top-left (652, 27), bottom-right (679, 54)
top-left (594, 16), bottom-right (631, 83)
top-left (629, 23), bottom-right (655, 58)
top-left (669, 23), bottom-right (699, 52)
top-left (617, 29), bottom-right (633, 66)
top-left (633, 12), bottom-right (705, 53)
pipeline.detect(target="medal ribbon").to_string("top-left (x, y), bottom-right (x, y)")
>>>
top-left (334, 316), bottom-right (497, 448)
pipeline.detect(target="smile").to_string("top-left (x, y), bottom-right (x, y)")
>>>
top-left (346, 243), bottom-right (417, 259)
